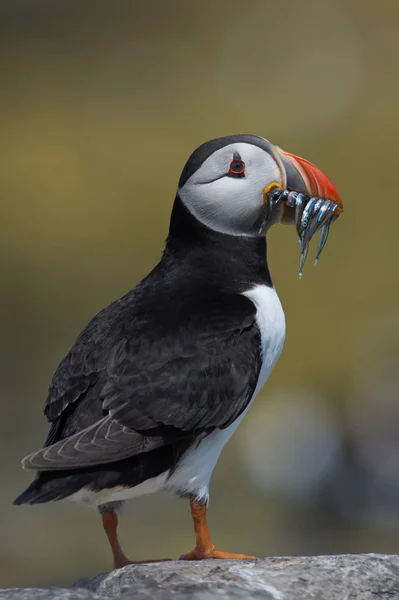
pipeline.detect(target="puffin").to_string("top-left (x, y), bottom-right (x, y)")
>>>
top-left (14, 134), bottom-right (342, 567)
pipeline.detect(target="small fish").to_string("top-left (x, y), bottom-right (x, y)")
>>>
top-left (299, 197), bottom-right (319, 238)
top-left (294, 193), bottom-right (307, 238)
top-left (267, 188), bottom-right (342, 277)
top-left (314, 221), bottom-right (330, 266)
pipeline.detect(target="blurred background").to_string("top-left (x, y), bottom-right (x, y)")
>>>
top-left (1, 0), bottom-right (399, 588)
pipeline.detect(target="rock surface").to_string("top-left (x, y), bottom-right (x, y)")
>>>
top-left (1, 554), bottom-right (399, 599)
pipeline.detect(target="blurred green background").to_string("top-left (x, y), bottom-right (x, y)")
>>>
top-left (2, 0), bottom-right (399, 588)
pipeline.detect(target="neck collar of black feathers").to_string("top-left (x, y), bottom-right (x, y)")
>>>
top-left (164, 195), bottom-right (273, 290)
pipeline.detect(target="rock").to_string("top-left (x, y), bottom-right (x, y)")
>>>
top-left (2, 554), bottom-right (399, 599)
top-left (0, 590), bottom-right (97, 600)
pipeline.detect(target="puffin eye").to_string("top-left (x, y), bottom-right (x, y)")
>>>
top-left (227, 153), bottom-right (245, 178)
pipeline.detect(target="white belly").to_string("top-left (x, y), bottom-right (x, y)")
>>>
top-left (69, 473), bottom-right (169, 507)
top-left (166, 284), bottom-right (286, 502)
top-left (71, 285), bottom-right (285, 507)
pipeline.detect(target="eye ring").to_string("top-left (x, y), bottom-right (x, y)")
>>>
top-left (228, 154), bottom-right (245, 177)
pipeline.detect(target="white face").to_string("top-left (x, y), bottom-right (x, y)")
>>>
top-left (178, 142), bottom-right (283, 236)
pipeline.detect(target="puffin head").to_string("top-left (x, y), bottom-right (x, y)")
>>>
top-left (178, 134), bottom-right (342, 237)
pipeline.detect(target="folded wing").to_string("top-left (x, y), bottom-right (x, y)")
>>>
top-left (24, 292), bottom-right (261, 471)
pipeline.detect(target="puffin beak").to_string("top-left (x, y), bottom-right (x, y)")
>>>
top-left (268, 146), bottom-right (343, 277)
top-left (275, 147), bottom-right (343, 225)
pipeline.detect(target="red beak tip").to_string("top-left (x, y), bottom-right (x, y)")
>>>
top-left (281, 150), bottom-right (342, 208)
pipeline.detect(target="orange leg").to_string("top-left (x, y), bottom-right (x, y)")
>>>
top-left (102, 512), bottom-right (134, 569)
top-left (101, 511), bottom-right (172, 569)
top-left (180, 502), bottom-right (257, 560)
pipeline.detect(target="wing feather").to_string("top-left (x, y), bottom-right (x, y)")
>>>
top-left (31, 290), bottom-right (262, 471)
top-left (22, 415), bottom-right (188, 471)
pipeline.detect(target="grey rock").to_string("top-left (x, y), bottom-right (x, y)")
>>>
top-left (2, 554), bottom-right (399, 599)
top-left (0, 589), bottom-right (99, 600)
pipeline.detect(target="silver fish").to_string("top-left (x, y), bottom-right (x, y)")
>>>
top-left (267, 188), bottom-right (341, 277)
top-left (302, 198), bottom-right (325, 245)
top-left (298, 244), bottom-right (309, 280)
top-left (299, 197), bottom-right (319, 236)
top-left (294, 193), bottom-right (308, 237)
top-left (314, 221), bottom-right (331, 266)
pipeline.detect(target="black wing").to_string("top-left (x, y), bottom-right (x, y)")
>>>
top-left (23, 289), bottom-right (262, 471)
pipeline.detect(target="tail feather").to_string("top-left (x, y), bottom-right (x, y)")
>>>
top-left (13, 439), bottom-right (193, 507)
top-left (13, 472), bottom-right (90, 505)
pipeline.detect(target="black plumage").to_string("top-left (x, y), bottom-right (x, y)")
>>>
top-left (14, 195), bottom-right (271, 505)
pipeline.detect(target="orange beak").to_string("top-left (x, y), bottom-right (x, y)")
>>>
top-left (276, 147), bottom-right (343, 219)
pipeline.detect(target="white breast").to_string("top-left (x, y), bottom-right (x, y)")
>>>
top-left (243, 284), bottom-right (286, 396)
top-left (166, 284), bottom-right (286, 502)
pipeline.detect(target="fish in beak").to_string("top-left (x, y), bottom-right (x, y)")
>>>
top-left (267, 146), bottom-right (343, 278)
